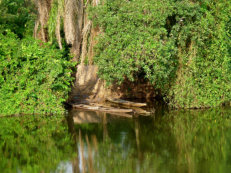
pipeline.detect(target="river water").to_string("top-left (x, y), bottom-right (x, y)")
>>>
top-left (1, 106), bottom-right (231, 173)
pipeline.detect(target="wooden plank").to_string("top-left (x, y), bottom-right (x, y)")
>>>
top-left (106, 98), bottom-right (147, 107)
top-left (72, 104), bottom-right (133, 113)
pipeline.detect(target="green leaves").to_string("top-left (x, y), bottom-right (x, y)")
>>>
top-left (0, 0), bottom-right (35, 38)
top-left (90, 0), bottom-right (231, 108)
top-left (90, 0), bottom-right (178, 88)
top-left (169, 0), bottom-right (231, 108)
top-left (0, 31), bottom-right (75, 116)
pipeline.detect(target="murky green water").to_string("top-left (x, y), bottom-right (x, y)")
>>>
top-left (1, 107), bottom-right (231, 173)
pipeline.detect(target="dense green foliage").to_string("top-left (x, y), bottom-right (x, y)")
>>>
top-left (169, 1), bottom-right (231, 108)
top-left (0, 0), bottom-right (35, 37)
top-left (90, 0), bottom-right (178, 88)
top-left (0, 115), bottom-right (74, 173)
top-left (0, 31), bottom-right (74, 115)
top-left (1, 0), bottom-right (231, 111)
top-left (0, 0), bottom-right (74, 115)
top-left (90, 0), bottom-right (231, 108)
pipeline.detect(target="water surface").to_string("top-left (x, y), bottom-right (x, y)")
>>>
top-left (1, 107), bottom-right (231, 172)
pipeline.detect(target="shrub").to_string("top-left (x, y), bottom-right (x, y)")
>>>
top-left (89, 0), bottom-right (179, 90)
top-left (0, 0), bottom-right (35, 38)
top-left (0, 30), bottom-right (74, 115)
top-left (89, 0), bottom-right (231, 108)
top-left (168, 0), bottom-right (231, 108)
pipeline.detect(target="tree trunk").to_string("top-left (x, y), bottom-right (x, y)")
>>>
top-left (64, 0), bottom-right (84, 61)
top-left (34, 0), bottom-right (100, 63)
top-left (34, 0), bottom-right (52, 42)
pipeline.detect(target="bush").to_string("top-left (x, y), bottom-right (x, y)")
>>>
top-left (168, 0), bottom-right (231, 108)
top-left (89, 0), bottom-right (179, 89)
top-left (0, 0), bottom-right (35, 38)
top-left (0, 30), bottom-right (74, 115)
top-left (89, 0), bottom-right (231, 108)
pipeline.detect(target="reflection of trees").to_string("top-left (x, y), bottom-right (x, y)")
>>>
top-left (102, 113), bottom-right (108, 141)
top-left (66, 114), bottom-right (79, 173)
top-left (67, 108), bottom-right (231, 173)
top-left (170, 109), bottom-right (230, 173)
top-left (134, 118), bottom-right (141, 159)
top-left (0, 115), bottom-right (75, 173)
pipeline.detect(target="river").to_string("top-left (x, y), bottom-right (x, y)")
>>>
top-left (1, 106), bottom-right (231, 173)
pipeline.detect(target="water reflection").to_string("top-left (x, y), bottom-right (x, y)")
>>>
top-left (0, 115), bottom-right (75, 173)
top-left (1, 108), bottom-right (231, 172)
top-left (68, 108), bottom-right (231, 173)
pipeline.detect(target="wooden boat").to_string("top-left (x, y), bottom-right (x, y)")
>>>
top-left (106, 98), bottom-right (147, 107)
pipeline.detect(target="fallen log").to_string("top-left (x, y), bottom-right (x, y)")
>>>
top-left (72, 104), bottom-right (133, 113)
top-left (106, 98), bottom-right (147, 107)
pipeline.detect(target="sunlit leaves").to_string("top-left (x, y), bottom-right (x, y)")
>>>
top-left (90, 0), bottom-right (231, 108)
top-left (0, 31), bottom-right (75, 115)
